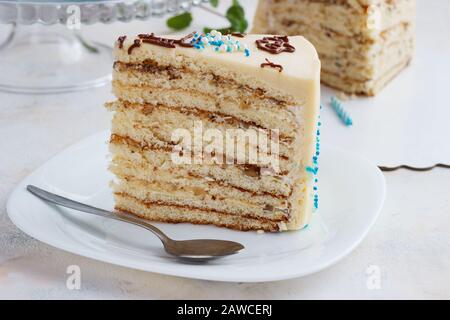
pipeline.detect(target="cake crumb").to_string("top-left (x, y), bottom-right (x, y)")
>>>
top-left (257, 230), bottom-right (265, 234)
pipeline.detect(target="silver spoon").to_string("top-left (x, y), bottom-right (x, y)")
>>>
top-left (27, 185), bottom-right (244, 262)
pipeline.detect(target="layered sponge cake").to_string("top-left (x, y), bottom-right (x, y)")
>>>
top-left (252, 0), bottom-right (415, 96)
top-left (107, 31), bottom-right (321, 232)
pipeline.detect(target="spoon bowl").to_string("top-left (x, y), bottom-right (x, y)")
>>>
top-left (164, 239), bottom-right (245, 260)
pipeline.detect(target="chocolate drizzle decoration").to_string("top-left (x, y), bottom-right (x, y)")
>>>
top-left (138, 33), bottom-right (176, 48)
top-left (174, 32), bottom-right (197, 47)
top-left (231, 32), bottom-right (246, 38)
top-left (255, 36), bottom-right (295, 54)
top-left (127, 39), bottom-right (141, 54)
top-left (260, 58), bottom-right (283, 72)
top-left (117, 35), bottom-right (126, 49)
top-left (130, 32), bottom-right (199, 50)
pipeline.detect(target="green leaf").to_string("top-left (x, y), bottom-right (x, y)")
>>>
top-left (210, 0), bottom-right (219, 8)
top-left (226, 3), bottom-right (248, 32)
top-left (226, 4), bottom-right (244, 23)
top-left (166, 12), bottom-right (192, 30)
top-left (202, 0), bottom-right (248, 34)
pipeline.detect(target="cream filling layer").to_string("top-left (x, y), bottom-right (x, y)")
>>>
top-left (114, 193), bottom-right (283, 232)
top-left (110, 138), bottom-right (300, 197)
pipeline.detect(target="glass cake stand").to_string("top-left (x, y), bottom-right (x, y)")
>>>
top-left (0, 0), bottom-right (206, 93)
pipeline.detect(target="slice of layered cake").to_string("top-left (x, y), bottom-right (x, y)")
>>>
top-left (107, 31), bottom-right (321, 232)
top-left (252, 0), bottom-right (415, 96)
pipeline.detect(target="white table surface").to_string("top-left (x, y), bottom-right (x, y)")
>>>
top-left (0, 0), bottom-right (449, 299)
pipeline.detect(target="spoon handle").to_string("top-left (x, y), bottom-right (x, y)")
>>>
top-left (26, 185), bottom-right (169, 243)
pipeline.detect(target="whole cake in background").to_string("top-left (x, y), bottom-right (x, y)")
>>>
top-left (106, 31), bottom-right (321, 232)
top-left (252, 0), bottom-right (416, 96)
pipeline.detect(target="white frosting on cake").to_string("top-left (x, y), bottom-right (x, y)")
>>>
top-left (113, 33), bottom-right (321, 103)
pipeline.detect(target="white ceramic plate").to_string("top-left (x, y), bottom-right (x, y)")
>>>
top-left (7, 131), bottom-right (385, 282)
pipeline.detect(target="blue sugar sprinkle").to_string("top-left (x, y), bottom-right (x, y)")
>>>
top-left (196, 31), bottom-right (249, 57)
top-left (210, 40), bottom-right (224, 47)
top-left (312, 113), bottom-right (321, 209)
top-left (306, 166), bottom-right (318, 175)
top-left (330, 96), bottom-right (353, 126)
